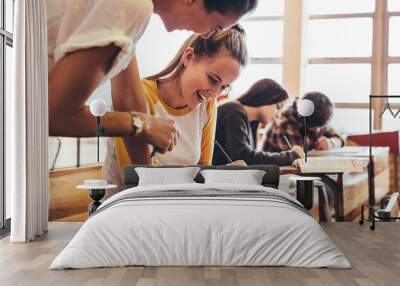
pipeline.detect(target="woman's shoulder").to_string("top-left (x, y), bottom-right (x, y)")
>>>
top-left (218, 100), bottom-right (245, 113)
top-left (139, 79), bottom-right (158, 114)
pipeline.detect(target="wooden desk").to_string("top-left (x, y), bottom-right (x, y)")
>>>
top-left (280, 166), bottom-right (345, 221)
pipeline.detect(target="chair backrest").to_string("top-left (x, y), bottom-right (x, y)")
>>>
top-left (347, 131), bottom-right (399, 154)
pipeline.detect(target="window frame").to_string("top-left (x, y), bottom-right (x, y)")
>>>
top-left (240, 14), bottom-right (284, 83)
top-left (302, 0), bottom-right (396, 130)
top-left (1, 0), bottom-right (14, 231)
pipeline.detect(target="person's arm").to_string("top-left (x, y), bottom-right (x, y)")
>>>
top-left (222, 112), bottom-right (297, 166)
top-left (111, 56), bottom-right (150, 164)
top-left (48, 44), bottom-right (178, 153)
top-left (314, 127), bottom-right (345, 150)
top-left (198, 101), bottom-right (217, 165)
top-left (324, 127), bottom-right (345, 147)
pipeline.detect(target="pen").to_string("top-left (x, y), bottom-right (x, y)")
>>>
top-left (214, 140), bottom-right (233, 164)
top-left (151, 146), bottom-right (159, 157)
top-left (283, 135), bottom-right (292, 149)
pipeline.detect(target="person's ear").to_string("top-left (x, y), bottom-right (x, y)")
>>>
top-left (182, 47), bottom-right (196, 67)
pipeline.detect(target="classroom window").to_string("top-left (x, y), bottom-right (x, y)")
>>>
top-left (303, 2), bottom-right (377, 134)
top-left (382, 105), bottom-right (400, 131)
top-left (241, 20), bottom-right (283, 58)
top-left (305, 64), bottom-right (371, 103)
top-left (79, 137), bottom-right (107, 166)
top-left (231, 64), bottom-right (283, 96)
top-left (307, 18), bottom-right (373, 58)
top-left (382, 64), bottom-right (400, 129)
top-left (307, 0), bottom-right (375, 15)
top-left (251, 1), bottom-right (284, 17)
top-left (388, 64), bottom-right (400, 95)
top-left (5, 0), bottom-right (13, 32)
top-left (388, 0), bottom-right (400, 12)
top-left (49, 138), bottom-right (78, 169)
top-left (232, 1), bottom-right (284, 98)
top-left (389, 17), bottom-right (400, 57)
top-left (329, 109), bottom-right (371, 135)
top-left (2, 0), bottom-right (14, 228)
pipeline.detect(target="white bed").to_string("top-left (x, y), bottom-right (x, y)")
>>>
top-left (50, 183), bottom-right (351, 269)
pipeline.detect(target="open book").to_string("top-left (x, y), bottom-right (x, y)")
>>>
top-left (308, 146), bottom-right (370, 157)
top-left (293, 156), bottom-right (368, 173)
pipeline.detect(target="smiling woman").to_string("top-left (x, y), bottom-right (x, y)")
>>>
top-left (101, 26), bottom-right (248, 196)
top-left (46, 0), bottom-right (258, 165)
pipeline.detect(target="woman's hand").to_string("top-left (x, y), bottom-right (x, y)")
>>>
top-left (227, 160), bottom-right (247, 166)
top-left (139, 113), bottom-right (180, 154)
top-left (315, 136), bottom-right (333, 150)
top-left (291, 145), bottom-right (305, 159)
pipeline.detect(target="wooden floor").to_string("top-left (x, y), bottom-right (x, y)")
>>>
top-left (0, 222), bottom-right (399, 286)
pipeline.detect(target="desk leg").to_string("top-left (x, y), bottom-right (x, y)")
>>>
top-left (335, 173), bottom-right (344, 222)
top-left (318, 174), bottom-right (344, 222)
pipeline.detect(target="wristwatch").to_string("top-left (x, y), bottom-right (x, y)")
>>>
top-left (129, 112), bottom-right (144, 136)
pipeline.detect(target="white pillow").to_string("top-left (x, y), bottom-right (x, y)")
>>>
top-left (200, 169), bottom-right (266, 185)
top-left (135, 167), bottom-right (200, 186)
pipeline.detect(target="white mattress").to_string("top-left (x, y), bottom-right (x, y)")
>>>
top-left (50, 183), bottom-right (351, 269)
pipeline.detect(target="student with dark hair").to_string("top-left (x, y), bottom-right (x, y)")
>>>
top-left (263, 92), bottom-right (344, 153)
top-left (47, 0), bottom-right (258, 162)
top-left (212, 79), bottom-right (304, 166)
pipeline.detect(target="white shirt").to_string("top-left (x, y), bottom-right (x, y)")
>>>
top-left (47, 0), bottom-right (153, 81)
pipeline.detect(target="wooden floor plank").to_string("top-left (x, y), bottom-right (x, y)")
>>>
top-left (0, 222), bottom-right (399, 286)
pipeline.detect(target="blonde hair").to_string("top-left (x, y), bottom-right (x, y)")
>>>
top-left (147, 25), bottom-right (248, 81)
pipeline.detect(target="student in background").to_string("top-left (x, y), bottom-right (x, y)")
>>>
top-left (103, 26), bottom-right (248, 194)
top-left (47, 0), bottom-right (258, 160)
top-left (212, 79), bottom-right (304, 166)
top-left (263, 92), bottom-right (344, 153)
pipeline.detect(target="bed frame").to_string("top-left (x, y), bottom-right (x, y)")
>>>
top-left (123, 165), bottom-right (280, 189)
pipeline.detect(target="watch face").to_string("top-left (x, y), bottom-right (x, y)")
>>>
top-left (134, 117), bottom-right (144, 129)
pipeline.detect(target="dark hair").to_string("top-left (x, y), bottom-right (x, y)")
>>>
top-left (204, 0), bottom-right (258, 17)
top-left (237, 78), bottom-right (289, 107)
top-left (302, 92), bottom-right (333, 127)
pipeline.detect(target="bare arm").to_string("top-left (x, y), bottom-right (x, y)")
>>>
top-left (48, 45), bottom-right (178, 154)
top-left (49, 44), bottom-right (132, 137)
top-left (111, 56), bottom-right (150, 164)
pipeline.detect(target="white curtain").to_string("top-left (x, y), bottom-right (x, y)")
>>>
top-left (9, 0), bottom-right (49, 242)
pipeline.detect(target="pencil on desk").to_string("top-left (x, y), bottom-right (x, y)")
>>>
top-left (214, 140), bottom-right (233, 164)
top-left (283, 135), bottom-right (292, 149)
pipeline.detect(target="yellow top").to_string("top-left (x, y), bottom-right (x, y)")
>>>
top-left (114, 79), bottom-right (217, 170)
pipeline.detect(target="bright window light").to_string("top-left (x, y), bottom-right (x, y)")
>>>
top-left (231, 64), bottom-right (282, 98)
top-left (388, 64), bottom-right (400, 95)
top-left (389, 17), bottom-right (400, 57)
top-left (307, 0), bottom-right (375, 15)
top-left (241, 20), bottom-right (283, 58)
top-left (307, 18), bottom-right (373, 57)
top-left (6, 0), bottom-right (14, 33)
top-left (49, 138), bottom-right (78, 169)
top-left (388, 0), bottom-right (400, 11)
top-left (305, 64), bottom-right (371, 103)
top-left (79, 138), bottom-right (107, 166)
top-left (329, 108), bottom-right (370, 134)
top-left (249, 0), bottom-right (284, 17)
top-left (137, 15), bottom-right (190, 77)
